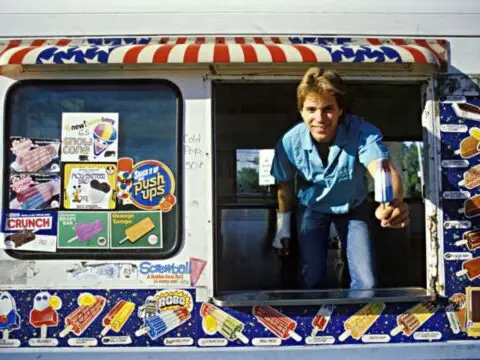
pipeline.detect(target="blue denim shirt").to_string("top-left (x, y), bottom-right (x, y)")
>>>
top-left (271, 114), bottom-right (389, 214)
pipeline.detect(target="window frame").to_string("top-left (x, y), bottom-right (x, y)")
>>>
top-left (3, 78), bottom-right (184, 260)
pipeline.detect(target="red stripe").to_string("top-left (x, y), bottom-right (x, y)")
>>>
top-left (271, 37), bottom-right (282, 44)
top-left (241, 44), bottom-right (258, 63)
top-left (160, 37), bottom-right (169, 44)
top-left (235, 37), bottom-right (246, 44)
top-left (392, 39), bottom-right (406, 46)
top-left (0, 40), bottom-right (21, 56)
top-left (153, 44), bottom-right (175, 63)
top-left (123, 45), bottom-right (146, 64)
top-left (213, 44), bottom-right (229, 63)
top-left (401, 45), bottom-right (427, 64)
top-left (415, 39), bottom-right (442, 61)
top-left (254, 37), bottom-right (265, 44)
top-left (56, 39), bottom-right (71, 46)
top-left (195, 37), bottom-right (206, 44)
top-left (216, 37), bottom-right (225, 44)
top-left (184, 44), bottom-right (201, 63)
top-left (293, 45), bottom-right (317, 62)
top-left (31, 39), bottom-right (46, 46)
top-left (265, 44), bottom-right (286, 62)
top-left (366, 38), bottom-right (382, 45)
top-left (9, 47), bottom-right (35, 64)
top-left (176, 37), bottom-right (187, 44)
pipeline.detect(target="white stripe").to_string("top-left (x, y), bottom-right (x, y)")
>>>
top-left (276, 44), bottom-right (302, 62)
top-left (168, 44), bottom-right (188, 63)
top-left (0, 45), bottom-right (33, 65)
top-left (136, 44), bottom-right (164, 63)
top-left (301, 44), bottom-right (332, 62)
top-left (250, 44), bottom-right (272, 62)
top-left (227, 44), bottom-right (244, 63)
top-left (108, 45), bottom-right (137, 63)
top-left (197, 44), bottom-right (215, 63)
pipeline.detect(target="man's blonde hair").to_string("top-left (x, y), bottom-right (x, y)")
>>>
top-left (297, 67), bottom-right (346, 111)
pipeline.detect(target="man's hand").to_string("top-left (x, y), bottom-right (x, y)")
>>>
top-left (273, 211), bottom-right (291, 256)
top-left (375, 198), bottom-right (409, 228)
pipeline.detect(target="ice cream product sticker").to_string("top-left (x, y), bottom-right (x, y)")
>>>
top-left (1, 211), bottom-right (58, 252)
top-left (111, 212), bottom-right (162, 249)
top-left (59, 293), bottom-right (106, 338)
top-left (129, 160), bottom-right (176, 211)
top-left (9, 137), bottom-right (60, 173)
top-left (28, 291), bottom-right (62, 346)
top-left (61, 113), bottom-right (119, 162)
top-left (0, 292), bottom-right (21, 347)
top-left (63, 163), bottom-right (116, 210)
top-left (58, 212), bottom-right (110, 249)
top-left (9, 174), bottom-right (61, 211)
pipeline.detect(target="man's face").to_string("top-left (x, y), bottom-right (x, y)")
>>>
top-left (300, 92), bottom-right (343, 144)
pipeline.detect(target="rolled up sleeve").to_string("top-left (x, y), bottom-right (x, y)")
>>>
top-left (358, 120), bottom-right (390, 167)
top-left (271, 138), bottom-right (296, 182)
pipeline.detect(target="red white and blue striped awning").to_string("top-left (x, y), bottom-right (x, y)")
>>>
top-left (0, 37), bottom-right (447, 68)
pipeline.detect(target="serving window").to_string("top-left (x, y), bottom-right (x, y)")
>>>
top-left (213, 80), bottom-right (430, 305)
top-left (2, 80), bottom-right (182, 259)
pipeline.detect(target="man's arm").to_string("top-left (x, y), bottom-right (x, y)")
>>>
top-left (273, 180), bottom-right (295, 255)
top-left (367, 159), bottom-right (409, 229)
top-left (278, 181), bottom-right (294, 212)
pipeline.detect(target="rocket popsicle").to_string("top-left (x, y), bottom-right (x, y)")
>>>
top-left (338, 303), bottom-right (385, 341)
top-left (118, 217), bottom-right (155, 245)
top-left (68, 220), bottom-right (104, 243)
top-left (200, 303), bottom-right (249, 344)
top-left (252, 305), bottom-right (301, 342)
top-left (454, 230), bottom-right (480, 251)
top-left (101, 300), bottom-right (135, 336)
top-left (0, 292), bottom-right (20, 340)
top-left (374, 158), bottom-right (394, 207)
top-left (459, 165), bottom-right (480, 189)
top-left (390, 302), bottom-right (438, 336)
top-left (135, 308), bottom-right (190, 340)
top-left (311, 304), bottom-right (334, 337)
top-left (456, 257), bottom-right (480, 280)
top-left (12, 144), bottom-right (58, 173)
top-left (459, 195), bottom-right (480, 218)
top-left (59, 295), bottom-right (106, 337)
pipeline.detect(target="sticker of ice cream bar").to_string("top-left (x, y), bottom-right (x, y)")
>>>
top-left (446, 293), bottom-right (467, 334)
top-left (29, 291), bottom-right (62, 339)
top-left (10, 138), bottom-right (60, 173)
top-left (455, 127), bottom-right (480, 159)
top-left (135, 290), bottom-right (193, 341)
top-left (0, 292), bottom-right (21, 341)
top-left (456, 257), bottom-right (480, 281)
top-left (59, 293), bottom-right (106, 338)
top-left (100, 300), bottom-right (136, 336)
top-left (453, 102), bottom-right (480, 122)
top-left (454, 230), bottom-right (480, 252)
top-left (200, 303), bottom-right (248, 344)
top-left (458, 195), bottom-right (480, 219)
top-left (390, 302), bottom-right (438, 337)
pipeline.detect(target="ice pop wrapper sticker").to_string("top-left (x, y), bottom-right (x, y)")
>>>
top-left (455, 128), bottom-right (480, 159)
top-left (456, 257), bottom-right (480, 281)
top-left (9, 137), bottom-right (61, 173)
top-left (201, 303), bottom-right (249, 344)
top-left (111, 212), bottom-right (162, 249)
top-left (446, 293), bottom-right (467, 334)
top-left (101, 300), bottom-right (136, 336)
top-left (338, 303), bottom-right (385, 342)
top-left (61, 113), bottom-right (118, 162)
top-left (459, 195), bottom-right (480, 218)
top-left (459, 164), bottom-right (480, 189)
top-left (0, 292), bottom-right (21, 344)
top-left (252, 305), bottom-right (301, 342)
top-left (390, 302), bottom-right (438, 336)
top-left (136, 290), bottom-right (193, 341)
top-left (452, 102), bottom-right (480, 122)
top-left (455, 230), bottom-right (480, 251)
top-left (311, 304), bottom-right (334, 337)
top-left (29, 291), bottom-right (62, 345)
top-left (129, 160), bottom-right (176, 211)
top-left (117, 157), bottom-right (134, 205)
top-left (59, 293), bottom-right (106, 337)
top-left (63, 163), bottom-right (116, 210)
top-left (1, 211), bottom-right (58, 252)
top-left (9, 174), bottom-right (61, 211)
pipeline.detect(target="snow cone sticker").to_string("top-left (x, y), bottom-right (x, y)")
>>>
top-left (129, 160), bottom-right (176, 211)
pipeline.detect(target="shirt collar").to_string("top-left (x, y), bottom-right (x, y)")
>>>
top-left (301, 120), bottom-right (349, 150)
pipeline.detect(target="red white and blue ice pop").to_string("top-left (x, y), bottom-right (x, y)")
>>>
top-left (135, 308), bottom-right (190, 340)
top-left (0, 292), bottom-right (21, 339)
top-left (374, 158), bottom-right (394, 206)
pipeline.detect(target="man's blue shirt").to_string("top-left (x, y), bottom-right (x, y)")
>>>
top-left (271, 114), bottom-right (389, 214)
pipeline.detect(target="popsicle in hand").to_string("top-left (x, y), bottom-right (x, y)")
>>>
top-left (59, 295), bottom-right (106, 337)
top-left (101, 300), bottom-right (135, 336)
top-left (118, 217), bottom-right (155, 245)
top-left (13, 144), bottom-right (58, 172)
top-left (17, 180), bottom-right (60, 210)
top-left (338, 303), bottom-right (385, 341)
top-left (374, 158), bottom-right (394, 208)
top-left (252, 305), bottom-right (301, 342)
top-left (390, 302), bottom-right (438, 336)
top-left (200, 303), bottom-right (249, 344)
top-left (311, 304), bottom-right (334, 337)
top-left (68, 220), bottom-right (103, 243)
top-left (454, 230), bottom-right (480, 251)
top-left (135, 308), bottom-right (190, 340)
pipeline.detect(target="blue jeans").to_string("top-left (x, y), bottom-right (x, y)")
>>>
top-left (296, 200), bottom-right (376, 290)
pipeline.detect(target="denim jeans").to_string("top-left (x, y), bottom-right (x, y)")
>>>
top-left (296, 200), bottom-right (376, 290)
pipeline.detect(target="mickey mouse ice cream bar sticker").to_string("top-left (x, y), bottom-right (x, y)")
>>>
top-left (119, 158), bottom-right (176, 211)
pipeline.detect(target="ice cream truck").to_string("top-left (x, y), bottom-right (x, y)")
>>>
top-left (0, 1), bottom-right (479, 359)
